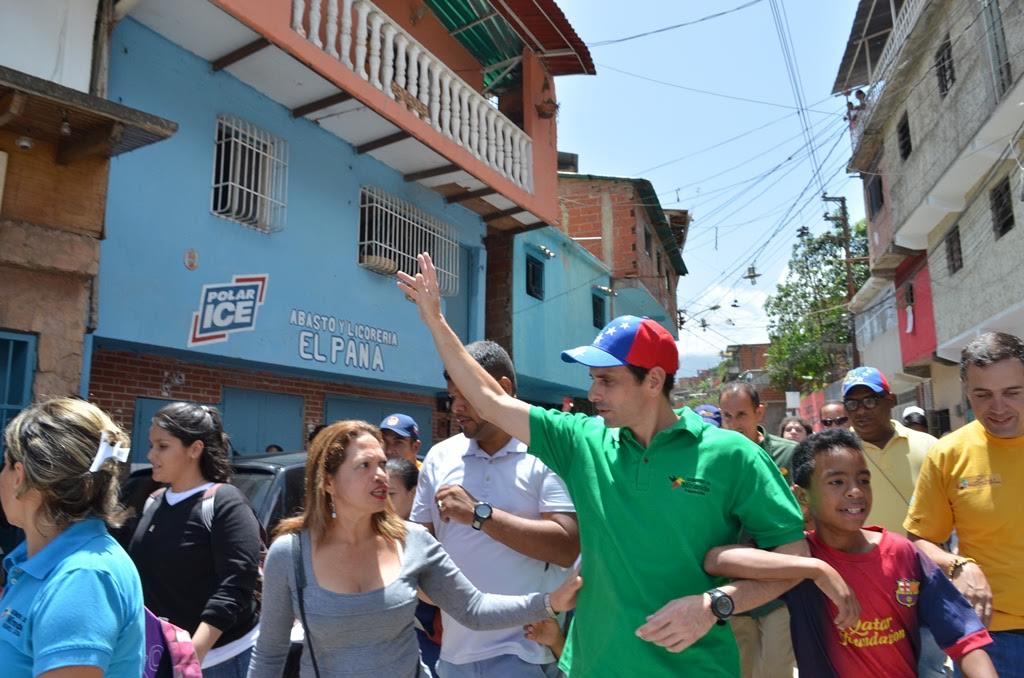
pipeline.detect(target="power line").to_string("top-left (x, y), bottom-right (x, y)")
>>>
top-left (588, 0), bottom-right (766, 47)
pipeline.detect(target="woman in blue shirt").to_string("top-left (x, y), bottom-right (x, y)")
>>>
top-left (0, 398), bottom-right (144, 678)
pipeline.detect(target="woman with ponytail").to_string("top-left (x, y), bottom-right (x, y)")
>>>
top-left (0, 397), bottom-right (144, 677)
top-left (129, 402), bottom-right (262, 678)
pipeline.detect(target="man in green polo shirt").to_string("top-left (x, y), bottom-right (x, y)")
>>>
top-left (719, 381), bottom-right (798, 678)
top-left (397, 254), bottom-right (858, 677)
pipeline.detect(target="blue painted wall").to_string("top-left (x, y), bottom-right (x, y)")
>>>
top-left (99, 19), bottom-right (485, 393)
top-left (512, 227), bottom-right (610, 403)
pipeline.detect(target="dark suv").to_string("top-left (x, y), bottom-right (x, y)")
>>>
top-left (115, 452), bottom-right (308, 544)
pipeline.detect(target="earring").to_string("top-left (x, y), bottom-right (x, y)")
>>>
top-left (329, 496), bottom-right (337, 519)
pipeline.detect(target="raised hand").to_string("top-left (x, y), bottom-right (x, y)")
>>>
top-left (396, 252), bottom-right (443, 326)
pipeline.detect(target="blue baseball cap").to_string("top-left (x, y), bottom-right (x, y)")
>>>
top-left (842, 366), bottom-right (891, 397)
top-left (693, 404), bottom-right (722, 427)
top-left (379, 413), bottom-right (419, 439)
top-left (561, 315), bottom-right (679, 374)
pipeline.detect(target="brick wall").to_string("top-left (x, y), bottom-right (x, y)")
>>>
top-left (559, 177), bottom-right (679, 320)
top-left (483, 226), bottom-right (514, 355)
top-left (88, 349), bottom-right (451, 444)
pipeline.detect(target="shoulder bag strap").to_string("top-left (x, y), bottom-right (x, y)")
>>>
top-left (136, 487), bottom-right (167, 538)
top-left (200, 483), bottom-right (223, 532)
top-left (292, 532), bottom-right (321, 678)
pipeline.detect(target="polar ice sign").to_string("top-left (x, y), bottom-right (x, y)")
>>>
top-left (188, 274), bottom-right (268, 346)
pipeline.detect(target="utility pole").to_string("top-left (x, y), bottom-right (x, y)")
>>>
top-left (823, 193), bottom-right (860, 367)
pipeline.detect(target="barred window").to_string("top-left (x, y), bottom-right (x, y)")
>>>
top-left (526, 255), bottom-right (545, 300)
top-left (592, 293), bottom-right (606, 329)
top-left (358, 186), bottom-right (459, 296)
top-left (935, 36), bottom-right (955, 97)
top-left (945, 226), bottom-right (963, 275)
top-left (211, 115), bottom-right (288, 232)
top-left (990, 176), bottom-right (1015, 239)
top-left (0, 331), bottom-right (36, 455)
top-left (897, 113), bottom-right (912, 161)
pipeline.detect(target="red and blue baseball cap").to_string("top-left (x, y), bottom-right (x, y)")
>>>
top-left (379, 413), bottom-right (419, 440)
top-left (561, 315), bottom-right (679, 375)
top-left (842, 366), bottom-right (891, 397)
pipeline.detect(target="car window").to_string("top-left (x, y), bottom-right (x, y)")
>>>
top-left (231, 470), bottom-right (276, 519)
top-left (284, 466), bottom-right (306, 520)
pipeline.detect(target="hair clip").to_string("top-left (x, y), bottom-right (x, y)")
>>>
top-left (89, 432), bottom-right (130, 472)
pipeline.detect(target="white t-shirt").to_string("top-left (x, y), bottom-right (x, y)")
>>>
top-left (410, 434), bottom-right (574, 666)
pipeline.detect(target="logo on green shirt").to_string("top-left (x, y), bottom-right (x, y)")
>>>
top-left (668, 475), bottom-right (711, 495)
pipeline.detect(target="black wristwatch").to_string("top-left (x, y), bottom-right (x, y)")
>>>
top-left (706, 588), bottom-right (735, 626)
top-left (471, 502), bottom-right (493, 530)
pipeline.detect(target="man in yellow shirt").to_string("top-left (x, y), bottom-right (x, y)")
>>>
top-left (906, 332), bottom-right (1024, 676)
top-left (841, 366), bottom-right (937, 532)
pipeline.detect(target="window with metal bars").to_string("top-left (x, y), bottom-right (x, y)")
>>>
top-left (982, 0), bottom-right (1012, 96)
top-left (592, 293), bottom-right (606, 329)
top-left (357, 186), bottom-right (459, 296)
top-left (935, 36), bottom-right (955, 97)
top-left (644, 227), bottom-right (653, 256)
top-left (945, 226), bottom-right (963, 274)
top-left (0, 332), bottom-right (36, 455)
top-left (897, 113), bottom-right (912, 161)
top-left (526, 255), bottom-right (544, 300)
top-left (990, 176), bottom-right (1015, 239)
top-left (211, 115), bottom-right (288, 232)
top-left (866, 173), bottom-right (885, 219)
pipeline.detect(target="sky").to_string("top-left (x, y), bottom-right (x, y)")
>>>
top-left (553, 0), bottom-right (867, 377)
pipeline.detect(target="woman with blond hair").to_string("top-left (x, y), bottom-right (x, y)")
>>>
top-left (248, 420), bottom-right (580, 678)
top-left (0, 398), bottom-right (144, 677)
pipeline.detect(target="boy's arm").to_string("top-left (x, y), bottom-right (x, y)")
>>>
top-left (914, 548), bottom-right (993, 663)
top-left (398, 253), bottom-right (533, 445)
top-left (704, 541), bottom-right (859, 628)
top-left (958, 649), bottom-right (998, 678)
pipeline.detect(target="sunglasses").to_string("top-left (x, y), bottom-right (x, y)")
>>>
top-left (820, 416), bottom-right (849, 427)
top-left (844, 396), bottom-right (883, 412)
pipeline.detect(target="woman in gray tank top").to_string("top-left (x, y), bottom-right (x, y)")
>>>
top-left (247, 420), bottom-right (580, 678)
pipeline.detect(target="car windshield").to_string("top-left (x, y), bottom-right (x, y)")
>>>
top-left (232, 469), bottom-right (276, 513)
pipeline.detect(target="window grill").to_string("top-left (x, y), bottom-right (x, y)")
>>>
top-left (358, 186), bottom-right (459, 296)
top-left (935, 36), bottom-right (955, 97)
top-left (211, 115), bottom-right (288, 232)
top-left (525, 255), bottom-right (545, 300)
top-left (592, 293), bottom-right (606, 329)
top-left (990, 176), bottom-right (1015, 239)
top-left (897, 113), bottom-right (912, 161)
top-left (0, 332), bottom-right (36, 455)
top-left (945, 225), bottom-right (963, 275)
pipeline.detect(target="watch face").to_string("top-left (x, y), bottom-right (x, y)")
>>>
top-left (714, 593), bottom-right (735, 617)
top-left (475, 503), bottom-right (493, 520)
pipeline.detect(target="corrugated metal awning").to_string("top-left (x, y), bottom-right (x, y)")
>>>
top-left (426, 0), bottom-right (594, 92)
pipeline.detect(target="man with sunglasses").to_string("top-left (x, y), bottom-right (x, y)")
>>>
top-left (841, 367), bottom-right (937, 533)
top-left (819, 400), bottom-right (848, 429)
top-left (842, 367), bottom-right (945, 677)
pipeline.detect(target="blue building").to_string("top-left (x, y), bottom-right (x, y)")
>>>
top-left (89, 1), bottom-right (592, 456)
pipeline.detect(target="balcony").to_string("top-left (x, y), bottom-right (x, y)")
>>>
top-left (834, 0), bottom-right (932, 168)
top-left (125, 0), bottom-right (592, 228)
top-left (291, 0), bottom-right (533, 192)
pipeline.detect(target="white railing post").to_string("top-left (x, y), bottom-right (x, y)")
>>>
top-left (440, 72), bottom-right (453, 137)
top-left (394, 33), bottom-right (408, 93)
top-left (468, 98), bottom-right (481, 158)
top-left (368, 11), bottom-right (383, 89)
top-left (381, 24), bottom-right (396, 94)
top-left (292, 0), bottom-right (306, 37)
top-left (407, 44), bottom-right (422, 106)
top-left (340, 0), bottom-right (354, 68)
top-left (353, 0), bottom-right (371, 80)
top-left (417, 52), bottom-right (431, 119)
top-left (429, 61), bottom-right (442, 131)
top-left (325, 0), bottom-right (339, 57)
top-left (309, 0), bottom-right (322, 48)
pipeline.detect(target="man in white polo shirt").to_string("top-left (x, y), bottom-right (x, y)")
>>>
top-left (411, 340), bottom-right (579, 678)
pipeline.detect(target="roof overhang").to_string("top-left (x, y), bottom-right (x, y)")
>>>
top-left (0, 65), bottom-right (177, 161)
top-left (832, 0), bottom-right (896, 94)
top-left (489, 0), bottom-right (594, 76)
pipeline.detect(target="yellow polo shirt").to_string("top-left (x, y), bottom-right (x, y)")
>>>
top-left (860, 420), bottom-right (935, 532)
top-left (904, 420), bottom-right (1024, 631)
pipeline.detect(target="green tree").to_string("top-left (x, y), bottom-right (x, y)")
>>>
top-left (764, 218), bottom-right (868, 392)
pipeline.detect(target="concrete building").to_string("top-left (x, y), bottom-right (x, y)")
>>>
top-left (834, 0), bottom-right (1024, 432)
top-left (0, 0), bottom-right (175, 443)
top-left (87, 0), bottom-right (593, 457)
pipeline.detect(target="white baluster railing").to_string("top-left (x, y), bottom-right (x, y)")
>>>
top-left (292, 0), bottom-right (533, 192)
